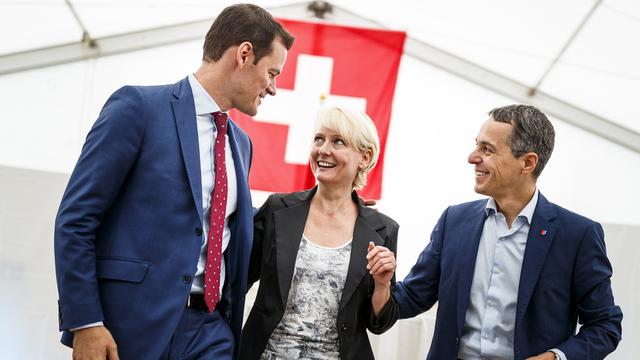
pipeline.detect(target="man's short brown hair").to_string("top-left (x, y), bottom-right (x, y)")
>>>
top-left (202, 3), bottom-right (295, 64)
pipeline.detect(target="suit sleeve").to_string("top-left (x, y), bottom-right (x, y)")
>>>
top-left (555, 222), bottom-right (623, 359)
top-left (54, 86), bottom-right (148, 331)
top-left (248, 195), bottom-right (274, 290)
top-left (392, 207), bottom-right (449, 319)
top-left (368, 222), bottom-right (400, 334)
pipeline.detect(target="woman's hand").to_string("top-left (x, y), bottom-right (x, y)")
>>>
top-left (366, 242), bottom-right (396, 287)
top-left (367, 242), bottom-right (396, 317)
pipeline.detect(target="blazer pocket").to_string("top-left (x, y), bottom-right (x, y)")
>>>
top-left (96, 258), bottom-right (150, 283)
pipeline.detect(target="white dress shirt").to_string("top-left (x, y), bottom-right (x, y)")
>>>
top-left (187, 74), bottom-right (237, 297)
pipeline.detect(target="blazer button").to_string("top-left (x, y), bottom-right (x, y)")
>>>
top-left (183, 275), bottom-right (192, 284)
top-left (341, 323), bottom-right (347, 332)
top-left (195, 227), bottom-right (203, 236)
top-left (455, 337), bottom-right (459, 344)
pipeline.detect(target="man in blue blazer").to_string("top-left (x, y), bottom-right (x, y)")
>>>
top-left (54, 4), bottom-right (294, 359)
top-left (391, 105), bottom-right (622, 359)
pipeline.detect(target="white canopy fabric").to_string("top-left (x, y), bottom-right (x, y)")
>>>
top-left (1, 0), bottom-right (639, 132)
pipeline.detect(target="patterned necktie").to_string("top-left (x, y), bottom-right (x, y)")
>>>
top-left (204, 111), bottom-right (229, 313)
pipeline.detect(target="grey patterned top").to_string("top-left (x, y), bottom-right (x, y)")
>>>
top-left (260, 236), bottom-right (353, 360)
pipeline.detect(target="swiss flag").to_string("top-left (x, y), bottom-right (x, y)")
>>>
top-left (232, 19), bottom-right (406, 199)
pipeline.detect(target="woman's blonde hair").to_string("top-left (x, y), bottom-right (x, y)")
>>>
top-left (315, 106), bottom-right (380, 190)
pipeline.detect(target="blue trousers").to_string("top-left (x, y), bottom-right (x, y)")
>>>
top-left (160, 308), bottom-right (234, 360)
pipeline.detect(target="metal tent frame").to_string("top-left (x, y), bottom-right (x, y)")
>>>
top-left (1, 1), bottom-right (638, 153)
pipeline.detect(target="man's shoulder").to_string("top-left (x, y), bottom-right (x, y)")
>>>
top-left (447, 198), bottom-right (487, 216)
top-left (540, 196), bottom-right (599, 228)
top-left (112, 78), bottom-right (186, 101)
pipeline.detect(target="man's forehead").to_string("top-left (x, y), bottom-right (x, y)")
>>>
top-left (477, 120), bottom-right (511, 143)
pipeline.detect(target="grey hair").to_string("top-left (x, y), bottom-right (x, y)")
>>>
top-left (489, 104), bottom-right (555, 178)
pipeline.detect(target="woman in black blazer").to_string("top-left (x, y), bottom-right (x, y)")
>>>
top-left (240, 107), bottom-right (399, 360)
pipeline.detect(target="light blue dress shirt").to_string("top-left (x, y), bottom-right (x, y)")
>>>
top-left (458, 190), bottom-right (539, 360)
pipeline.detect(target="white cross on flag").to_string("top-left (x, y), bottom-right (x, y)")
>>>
top-left (232, 19), bottom-right (406, 199)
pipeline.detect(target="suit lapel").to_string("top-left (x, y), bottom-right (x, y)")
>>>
top-left (226, 120), bottom-right (250, 217)
top-left (456, 202), bottom-right (488, 335)
top-left (339, 199), bottom-right (385, 311)
top-left (274, 190), bottom-right (314, 306)
top-left (515, 193), bottom-right (557, 325)
top-left (171, 78), bottom-right (203, 218)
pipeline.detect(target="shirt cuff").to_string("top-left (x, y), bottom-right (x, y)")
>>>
top-left (550, 348), bottom-right (567, 360)
top-left (70, 321), bottom-right (104, 332)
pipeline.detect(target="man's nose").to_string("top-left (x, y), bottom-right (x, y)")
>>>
top-left (468, 150), bottom-right (480, 164)
top-left (266, 80), bottom-right (276, 96)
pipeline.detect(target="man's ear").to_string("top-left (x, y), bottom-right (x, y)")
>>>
top-left (521, 152), bottom-right (539, 175)
top-left (236, 41), bottom-right (253, 67)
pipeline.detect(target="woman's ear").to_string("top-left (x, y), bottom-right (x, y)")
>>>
top-left (360, 149), bottom-right (372, 169)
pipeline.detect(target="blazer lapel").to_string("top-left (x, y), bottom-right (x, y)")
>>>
top-left (226, 120), bottom-right (250, 218)
top-left (273, 190), bottom-right (314, 306)
top-left (171, 78), bottom-right (203, 218)
top-left (339, 197), bottom-right (386, 311)
top-left (515, 193), bottom-right (557, 324)
top-left (456, 202), bottom-right (488, 335)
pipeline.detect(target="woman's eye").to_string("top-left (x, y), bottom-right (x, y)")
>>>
top-left (314, 137), bottom-right (323, 145)
top-left (334, 138), bottom-right (345, 146)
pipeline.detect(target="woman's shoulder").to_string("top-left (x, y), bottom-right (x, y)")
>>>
top-left (359, 205), bottom-right (399, 233)
top-left (263, 188), bottom-right (316, 209)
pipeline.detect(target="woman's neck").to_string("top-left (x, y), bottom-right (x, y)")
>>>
top-left (313, 183), bottom-right (356, 216)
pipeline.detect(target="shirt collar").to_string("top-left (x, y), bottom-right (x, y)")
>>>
top-left (188, 73), bottom-right (223, 116)
top-left (485, 189), bottom-right (539, 225)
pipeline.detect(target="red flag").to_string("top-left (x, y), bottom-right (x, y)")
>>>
top-left (232, 19), bottom-right (406, 199)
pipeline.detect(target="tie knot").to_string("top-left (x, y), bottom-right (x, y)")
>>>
top-left (212, 112), bottom-right (228, 135)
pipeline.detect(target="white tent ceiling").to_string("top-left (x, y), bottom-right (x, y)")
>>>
top-left (1, 0), bottom-right (639, 135)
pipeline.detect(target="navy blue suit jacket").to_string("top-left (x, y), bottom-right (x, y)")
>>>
top-left (54, 77), bottom-right (254, 359)
top-left (393, 193), bottom-right (622, 360)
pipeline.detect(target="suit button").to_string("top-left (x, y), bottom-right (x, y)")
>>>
top-left (183, 275), bottom-right (192, 284)
top-left (455, 337), bottom-right (459, 344)
top-left (195, 227), bottom-right (203, 236)
top-left (340, 323), bottom-right (347, 332)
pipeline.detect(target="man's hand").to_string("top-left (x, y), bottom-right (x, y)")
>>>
top-left (366, 242), bottom-right (396, 287)
top-left (360, 198), bottom-right (377, 208)
top-left (526, 351), bottom-right (557, 360)
top-left (72, 326), bottom-right (119, 360)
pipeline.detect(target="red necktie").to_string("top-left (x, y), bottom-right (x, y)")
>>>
top-left (205, 111), bottom-right (228, 312)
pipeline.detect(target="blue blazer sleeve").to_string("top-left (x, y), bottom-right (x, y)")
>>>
top-left (556, 222), bottom-right (623, 359)
top-left (393, 207), bottom-right (449, 318)
top-left (54, 86), bottom-right (148, 330)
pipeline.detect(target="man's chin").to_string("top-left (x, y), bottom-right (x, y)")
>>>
top-left (237, 107), bottom-right (258, 117)
top-left (473, 185), bottom-right (487, 196)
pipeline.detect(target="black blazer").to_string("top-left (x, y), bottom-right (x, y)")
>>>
top-left (240, 188), bottom-right (399, 360)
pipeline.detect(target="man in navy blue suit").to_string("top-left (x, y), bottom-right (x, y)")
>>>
top-left (372, 105), bottom-right (622, 359)
top-left (54, 4), bottom-right (294, 359)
